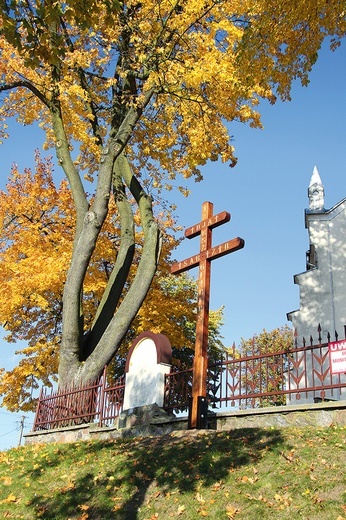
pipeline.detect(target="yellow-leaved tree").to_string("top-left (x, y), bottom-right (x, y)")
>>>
top-left (0, 1), bottom-right (345, 392)
top-left (0, 152), bottom-right (224, 410)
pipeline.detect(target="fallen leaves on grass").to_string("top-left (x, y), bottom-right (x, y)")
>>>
top-left (77, 514), bottom-right (89, 520)
top-left (240, 474), bottom-right (258, 484)
top-left (0, 427), bottom-right (345, 520)
top-left (281, 450), bottom-right (296, 463)
top-left (274, 493), bottom-right (293, 508)
top-left (226, 504), bottom-right (240, 518)
top-left (196, 492), bottom-right (205, 504)
top-left (176, 504), bottom-right (185, 515)
top-left (0, 494), bottom-right (18, 504)
top-left (0, 476), bottom-right (12, 486)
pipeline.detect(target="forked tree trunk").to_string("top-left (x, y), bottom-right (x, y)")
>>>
top-left (58, 154), bottom-right (162, 390)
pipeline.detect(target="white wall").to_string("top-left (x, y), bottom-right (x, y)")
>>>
top-left (287, 199), bottom-right (346, 404)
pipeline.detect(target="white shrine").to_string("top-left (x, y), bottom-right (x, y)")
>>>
top-left (123, 331), bottom-right (172, 410)
top-left (287, 167), bottom-right (346, 403)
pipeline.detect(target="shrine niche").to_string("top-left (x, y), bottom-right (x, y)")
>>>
top-left (123, 331), bottom-right (172, 410)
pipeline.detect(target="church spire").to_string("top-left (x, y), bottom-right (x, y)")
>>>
top-left (308, 166), bottom-right (325, 211)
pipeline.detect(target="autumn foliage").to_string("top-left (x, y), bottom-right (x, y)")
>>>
top-left (0, 154), bottom-right (224, 410)
top-left (0, 1), bottom-right (345, 396)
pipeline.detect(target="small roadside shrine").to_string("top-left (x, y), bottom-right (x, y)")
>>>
top-left (171, 201), bottom-right (244, 428)
top-left (123, 331), bottom-right (172, 410)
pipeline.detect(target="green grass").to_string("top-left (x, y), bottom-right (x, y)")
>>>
top-left (0, 426), bottom-right (345, 519)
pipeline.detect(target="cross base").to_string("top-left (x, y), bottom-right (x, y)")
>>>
top-left (188, 396), bottom-right (208, 429)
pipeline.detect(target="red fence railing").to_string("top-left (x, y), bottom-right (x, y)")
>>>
top-left (164, 327), bottom-right (346, 413)
top-left (33, 374), bottom-right (125, 431)
top-left (33, 327), bottom-right (346, 430)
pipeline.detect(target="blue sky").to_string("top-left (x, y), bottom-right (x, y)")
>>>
top-left (0, 39), bottom-right (345, 449)
top-left (171, 39), bottom-right (346, 345)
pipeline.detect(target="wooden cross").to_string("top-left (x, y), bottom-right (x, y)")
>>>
top-left (171, 201), bottom-right (244, 428)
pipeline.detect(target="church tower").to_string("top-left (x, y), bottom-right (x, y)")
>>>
top-left (287, 167), bottom-right (346, 403)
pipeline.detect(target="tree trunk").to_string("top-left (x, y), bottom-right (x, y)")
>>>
top-left (58, 151), bottom-right (162, 389)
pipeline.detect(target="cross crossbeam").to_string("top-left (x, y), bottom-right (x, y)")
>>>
top-left (171, 201), bottom-right (244, 428)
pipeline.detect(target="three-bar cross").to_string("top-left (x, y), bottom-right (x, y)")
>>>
top-left (171, 201), bottom-right (244, 428)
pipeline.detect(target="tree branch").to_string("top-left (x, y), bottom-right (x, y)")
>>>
top-left (77, 154), bottom-right (162, 382)
top-left (83, 154), bottom-right (136, 357)
top-left (0, 80), bottom-right (50, 107)
top-left (50, 108), bottom-right (89, 230)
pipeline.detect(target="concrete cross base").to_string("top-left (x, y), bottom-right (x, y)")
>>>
top-left (116, 403), bottom-right (175, 430)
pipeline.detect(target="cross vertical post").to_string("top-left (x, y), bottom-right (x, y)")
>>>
top-left (192, 202), bottom-right (212, 428)
top-left (171, 201), bottom-right (244, 428)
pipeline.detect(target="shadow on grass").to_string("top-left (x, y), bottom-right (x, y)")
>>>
top-left (27, 427), bottom-right (286, 519)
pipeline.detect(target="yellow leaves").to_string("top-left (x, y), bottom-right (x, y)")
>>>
top-left (60, 83), bottom-right (90, 103)
top-left (226, 504), bottom-right (240, 518)
top-left (176, 504), bottom-right (186, 515)
top-left (0, 152), bottom-right (74, 406)
top-left (59, 480), bottom-right (76, 494)
top-left (195, 492), bottom-right (205, 504)
top-left (240, 474), bottom-right (258, 485)
top-left (274, 492), bottom-right (293, 507)
top-left (0, 476), bottom-right (12, 486)
top-left (0, 493), bottom-right (18, 504)
top-left (2, 0), bottom-right (341, 186)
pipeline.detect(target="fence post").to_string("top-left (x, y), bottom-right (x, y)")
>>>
top-left (98, 366), bottom-right (107, 427)
top-left (33, 386), bottom-right (44, 430)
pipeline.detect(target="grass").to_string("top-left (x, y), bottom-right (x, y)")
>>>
top-left (0, 426), bottom-right (345, 519)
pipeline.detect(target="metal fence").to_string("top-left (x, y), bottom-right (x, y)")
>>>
top-left (33, 326), bottom-right (346, 430)
top-left (164, 327), bottom-right (346, 413)
top-left (33, 373), bottom-right (125, 430)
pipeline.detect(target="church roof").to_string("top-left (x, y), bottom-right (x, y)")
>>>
top-left (305, 196), bottom-right (346, 227)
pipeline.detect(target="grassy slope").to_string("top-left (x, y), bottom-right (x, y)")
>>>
top-left (0, 426), bottom-right (345, 520)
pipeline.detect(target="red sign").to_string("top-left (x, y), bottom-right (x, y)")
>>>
top-left (329, 340), bottom-right (346, 374)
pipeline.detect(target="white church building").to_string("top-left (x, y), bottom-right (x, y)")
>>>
top-left (287, 167), bottom-right (346, 404)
